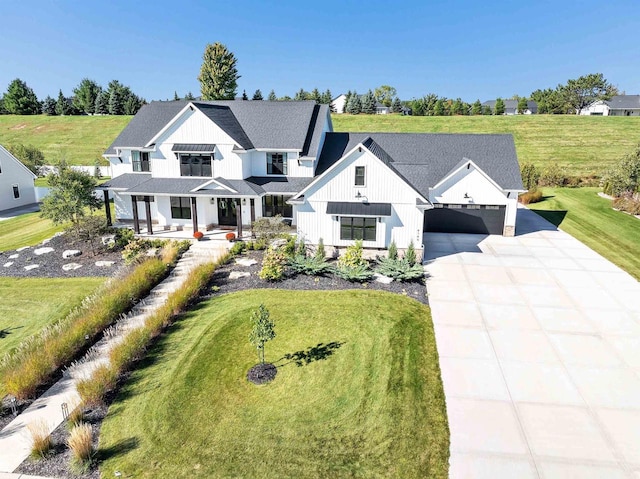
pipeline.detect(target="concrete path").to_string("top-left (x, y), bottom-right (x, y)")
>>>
top-left (0, 240), bottom-right (227, 474)
top-left (424, 206), bottom-right (640, 479)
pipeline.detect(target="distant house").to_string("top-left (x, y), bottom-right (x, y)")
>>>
top-left (331, 93), bottom-right (392, 114)
top-left (580, 95), bottom-right (640, 116)
top-left (0, 145), bottom-right (37, 212)
top-left (482, 100), bottom-right (538, 115)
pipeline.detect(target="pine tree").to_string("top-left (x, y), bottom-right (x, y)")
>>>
top-left (42, 96), bottom-right (57, 115)
top-left (3, 78), bottom-right (40, 114)
top-left (72, 78), bottom-right (102, 114)
top-left (198, 42), bottom-right (240, 100)
top-left (252, 89), bottom-right (263, 100)
top-left (362, 90), bottom-right (377, 114)
top-left (242, 89), bottom-right (248, 100)
top-left (321, 89), bottom-right (332, 104)
top-left (94, 91), bottom-right (109, 114)
top-left (310, 88), bottom-right (322, 104)
top-left (345, 92), bottom-right (362, 114)
top-left (494, 98), bottom-right (505, 115)
top-left (55, 90), bottom-right (71, 115)
top-left (433, 99), bottom-right (445, 116)
top-left (294, 88), bottom-right (307, 101)
top-left (173, 91), bottom-right (180, 101)
top-left (267, 89), bottom-right (277, 101)
top-left (482, 105), bottom-right (492, 115)
top-left (471, 99), bottom-right (482, 115)
top-left (108, 82), bottom-right (125, 115)
top-left (184, 91), bottom-right (195, 100)
top-left (517, 97), bottom-right (528, 114)
top-left (392, 97), bottom-right (403, 113)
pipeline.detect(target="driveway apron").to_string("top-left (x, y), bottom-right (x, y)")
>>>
top-left (424, 206), bottom-right (640, 478)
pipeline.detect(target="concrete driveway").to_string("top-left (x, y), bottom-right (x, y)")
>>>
top-left (424, 206), bottom-right (640, 478)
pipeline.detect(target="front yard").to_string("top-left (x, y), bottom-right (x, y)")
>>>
top-left (0, 212), bottom-right (63, 251)
top-left (98, 289), bottom-right (449, 478)
top-left (528, 187), bottom-right (640, 280)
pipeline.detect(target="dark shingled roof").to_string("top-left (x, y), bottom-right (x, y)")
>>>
top-left (123, 177), bottom-right (212, 196)
top-left (172, 143), bottom-right (217, 152)
top-left (316, 132), bottom-right (523, 197)
top-left (245, 176), bottom-right (313, 194)
top-left (326, 201), bottom-right (392, 216)
top-left (606, 95), bottom-right (640, 110)
top-left (99, 173), bottom-right (152, 190)
top-left (482, 99), bottom-right (537, 113)
top-left (104, 100), bottom-right (327, 158)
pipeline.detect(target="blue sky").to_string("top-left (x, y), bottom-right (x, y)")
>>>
top-left (2, 0), bottom-right (639, 102)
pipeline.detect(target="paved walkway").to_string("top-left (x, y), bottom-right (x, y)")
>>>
top-left (0, 240), bottom-right (227, 474)
top-left (424, 206), bottom-right (640, 478)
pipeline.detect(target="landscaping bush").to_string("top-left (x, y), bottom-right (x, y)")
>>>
top-left (122, 238), bottom-right (154, 264)
top-left (375, 257), bottom-right (424, 281)
top-left (520, 163), bottom-right (540, 191)
top-left (282, 235), bottom-right (297, 257)
top-left (288, 254), bottom-right (333, 276)
top-left (28, 420), bottom-right (53, 459)
top-left (337, 240), bottom-right (367, 268)
top-left (387, 240), bottom-right (398, 260)
top-left (259, 246), bottom-right (287, 281)
top-left (539, 163), bottom-right (568, 187)
top-left (405, 239), bottom-right (417, 266)
top-left (601, 143), bottom-right (640, 196)
top-left (519, 190), bottom-right (544, 205)
top-left (334, 264), bottom-right (374, 282)
top-left (76, 365), bottom-right (118, 407)
top-left (113, 228), bottom-right (135, 249)
top-left (229, 241), bottom-right (246, 256)
top-left (314, 237), bottom-right (326, 260)
top-left (613, 192), bottom-right (640, 215)
top-left (68, 422), bottom-right (94, 473)
top-left (252, 215), bottom-right (290, 241)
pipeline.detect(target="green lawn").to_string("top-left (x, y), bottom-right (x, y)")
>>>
top-left (99, 289), bottom-right (448, 479)
top-left (333, 114), bottom-right (640, 177)
top-left (528, 187), bottom-right (640, 280)
top-left (34, 176), bottom-right (111, 186)
top-left (0, 212), bottom-right (64, 251)
top-left (0, 277), bottom-right (106, 358)
top-left (0, 115), bottom-right (131, 165)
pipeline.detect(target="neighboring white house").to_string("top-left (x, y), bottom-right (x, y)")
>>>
top-left (482, 100), bottom-right (538, 115)
top-left (101, 100), bottom-right (524, 253)
top-left (0, 145), bottom-right (37, 212)
top-left (331, 94), bottom-right (392, 114)
top-left (580, 95), bottom-right (640, 116)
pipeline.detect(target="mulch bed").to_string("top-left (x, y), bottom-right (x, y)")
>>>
top-left (0, 233), bottom-right (124, 278)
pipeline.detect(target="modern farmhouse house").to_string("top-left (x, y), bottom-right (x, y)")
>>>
top-left (0, 144), bottom-right (37, 213)
top-left (101, 100), bottom-right (523, 253)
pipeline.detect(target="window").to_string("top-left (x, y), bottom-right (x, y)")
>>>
top-left (132, 151), bottom-right (150, 172)
top-left (133, 195), bottom-right (154, 202)
top-left (267, 153), bottom-right (287, 175)
top-left (340, 217), bottom-right (377, 241)
top-left (355, 166), bottom-right (365, 186)
top-left (170, 197), bottom-right (191, 219)
top-left (12, 184), bottom-right (19, 199)
top-left (180, 154), bottom-right (212, 177)
top-left (262, 195), bottom-right (292, 217)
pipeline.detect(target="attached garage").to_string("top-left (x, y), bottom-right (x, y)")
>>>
top-left (424, 204), bottom-right (506, 235)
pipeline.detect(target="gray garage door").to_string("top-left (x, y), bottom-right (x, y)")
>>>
top-left (424, 204), bottom-right (506, 235)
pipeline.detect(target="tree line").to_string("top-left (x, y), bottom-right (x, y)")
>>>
top-left (0, 78), bottom-right (145, 116)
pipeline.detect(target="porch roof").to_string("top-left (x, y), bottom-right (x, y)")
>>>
top-left (99, 173), bottom-right (152, 190)
top-left (326, 201), bottom-right (392, 217)
top-left (172, 143), bottom-right (217, 152)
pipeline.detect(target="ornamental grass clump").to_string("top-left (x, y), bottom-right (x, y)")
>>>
top-left (66, 400), bottom-right (85, 430)
top-left (68, 422), bottom-right (94, 473)
top-left (28, 419), bottom-right (53, 459)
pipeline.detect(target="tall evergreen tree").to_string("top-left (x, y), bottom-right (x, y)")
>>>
top-left (72, 78), bottom-right (102, 114)
top-left (198, 42), bottom-right (239, 100)
top-left (452, 98), bottom-right (464, 115)
top-left (392, 97), bottom-right (403, 113)
top-left (321, 89), bottom-right (332, 104)
top-left (184, 91), bottom-right (195, 100)
top-left (267, 89), bottom-right (277, 101)
top-left (517, 97), bottom-right (528, 114)
top-left (362, 90), bottom-right (377, 114)
top-left (173, 91), bottom-right (180, 101)
top-left (482, 104), bottom-right (492, 115)
top-left (494, 98), bottom-right (505, 115)
top-left (252, 89), bottom-right (263, 100)
top-left (345, 92), bottom-right (362, 114)
top-left (3, 78), bottom-right (40, 114)
top-left (55, 90), bottom-right (72, 115)
top-left (242, 89), bottom-right (248, 100)
top-left (42, 96), bottom-right (57, 115)
top-left (294, 88), bottom-right (307, 101)
top-left (433, 99), bottom-right (445, 116)
top-left (471, 99), bottom-right (482, 115)
top-left (123, 95), bottom-right (143, 115)
top-left (107, 81), bottom-right (125, 115)
top-left (94, 91), bottom-right (109, 114)
top-left (310, 88), bottom-right (322, 104)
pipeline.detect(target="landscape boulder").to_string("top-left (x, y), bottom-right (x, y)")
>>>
top-left (62, 249), bottom-right (82, 259)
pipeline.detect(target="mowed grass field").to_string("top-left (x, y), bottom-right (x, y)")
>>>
top-left (0, 212), bottom-right (64, 251)
top-left (334, 114), bottom-right (640, 177)
top-left (528, 187), bottom-right (640, 280)
top-left (0, 115), bottom-right (131, 165)
top-left (99, 289), bottom-right (449, 479)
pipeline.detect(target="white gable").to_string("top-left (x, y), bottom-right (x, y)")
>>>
top-left (430, 162), bottom-right (508, 205)
top-left (155, 107), bottom-right (238, 146)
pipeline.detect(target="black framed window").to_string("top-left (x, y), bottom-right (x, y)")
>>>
top-left (262, 195), bottom-right (292, 217)
top-left (355, 166), bottom-right (365, 186)
top-left (180, 154), bottom-right (212, 177)
top-left (340, 217), bottom-right (376, 241)
top-left (133, 195), bottom-right (154, 202)
top-left (170, 197), bottom-right (191, 219)
top-left (12, 184), bottom-right (20, 199)
top-left (267, 153), bottom-right (287, 175)
top-left (132, 151), bottom-right (150, 172)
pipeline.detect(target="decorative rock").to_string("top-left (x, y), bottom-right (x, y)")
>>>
top-left (235, 258), bottom-right (257, 267)
top-left (34, 247), bottom-right (54, 256)
top-left (270, 238), bottom-right (287, 248)
top-left (16, 246), bottom-right (30, 252)
top-left (101, 234), bottom-right (116, 246)
top-left (63, 249), bottom-right (82, 259)
top-left (9, 254), bottom-right (19, 259)
top-left (229, 271), bottom-right (251, 280)
top-left (373, 273), bottom-right (393, 284)
top-left (95, 260), bottom-right (115, 267)
top-left (62, 263), bottom-right (83, 271)
top-left (3, 262), bottom-right (13, 268)
top-left (24, 265), bottom-right (40, 271)
top-left (146, 248), bottom-right (158, 257)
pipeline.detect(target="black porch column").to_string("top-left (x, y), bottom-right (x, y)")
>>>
top-left (191, 197), bottom-right (198, 233)
top-left (103, 190), bottom-right (112, 226)
top-left (236, 199), bottom-right (243, 238)
top-left (131, 196), bottom-right (140, 234)
top-left (250, 199), bottom-right (256, 238)
top-left (144, 197), bottom-right (153, 235)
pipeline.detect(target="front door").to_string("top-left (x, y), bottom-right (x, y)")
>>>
top-left (217, 198), bottom-right (237, 226)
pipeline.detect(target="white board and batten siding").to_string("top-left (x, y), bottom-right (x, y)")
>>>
top-left (0, 145), bottom-right (37, 212)
top-left (297, 149), bottom-right (424, 249)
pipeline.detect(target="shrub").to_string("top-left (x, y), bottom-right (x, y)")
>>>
top-left (387, 240), bottom-right (398, 260)
top-left (314, 238), bottom-right (326, 260)
top-left (539, 163), bottom-right (567, 187)
top-left (113, 228), bottom-right (135, 249)
top-left (252, 215), bottom-right (290, 241)
top-left (226, 232), bottom-right (236, 241)
top-left (76, 364), bottom-right (118, 406)
top-left (259, 246), bottom-right (288, 281)
top-left (282, 235), bottom-right (297, 257)
top-left (296, 238), bottom-right (307, 257)
top-left (122, 238), bottom-right (153, 264)
top-left (518, 190), bottom-right (544, 205)
top-left (193, 231), bottom-right (204, 240)
top-left (68, 422), bottom-right (94, 473)
top-left (335, 264), bottom-right (374, 282)
top-left (229, 241), bottom-right (246, 256)
top-left (28, 420), bottom-right (53, 459)
top-left (520, 163), bottom-right (540, 191)
top-left (405, 239), bottom-right (417, 266)
top-left (69, 215), bottom-right (110, 255)
top-left (337, 240), bottom-right (367, 268)
top-left (288, 255), bottom-right (333, 276)
top-left (375, 257), bottom-right (424, 282)
top-left (601, 143), bottom-right (640, 196)
top-left (253, 238), bottom-right (268, 250)
top-left (613, 192), bottom-right (640, 215)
